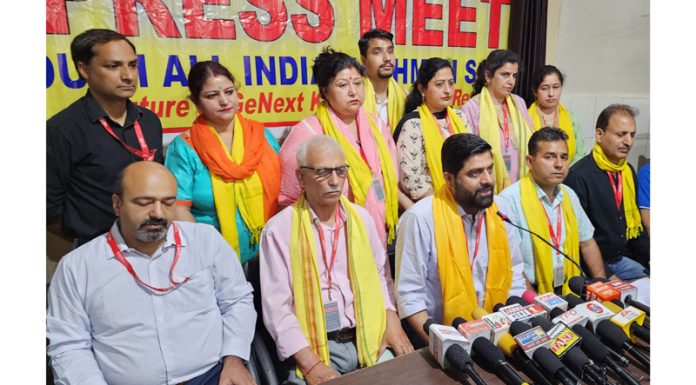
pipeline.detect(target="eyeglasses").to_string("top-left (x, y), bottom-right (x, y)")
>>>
top-left (300, 165), bottom-right (350, 179)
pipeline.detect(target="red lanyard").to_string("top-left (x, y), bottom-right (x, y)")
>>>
top-left (543, 205), bottom-right (563, 252)
top-left (107, 223), bottom-right (189, 293)
top-left (606, 171), bottom-right (623, 210)
top-left (316, 206), bottom-right (342, 299)
top-left (99, 118), bottom-right (156, 161)
top-left (463, 212), bottom-right (484, 271)
top-left (501, 104), bottom-right (510, 149)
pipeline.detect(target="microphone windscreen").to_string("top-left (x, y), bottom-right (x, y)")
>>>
top-left (509, 320), bottom-right (532, 336)
top-left (452, 317), bottom-right (467, 328)
top-left (493, 303), bottom-right (504, 313)
top-left (596, 320), bottom-right (629, 350)
top-left (563, 347), bottom-right (590, 374)
top-left (531, 316), bottom-right (553, 332)
top-left (568, 276), bottom-right (586, 296)
top-left (473, 337), bottom-right (506, 363)
top-left (445, 344), bottom-right (472, 372)
top-left (564, 294), bottom-right (585, 308)
top-left (522, 290), bottom-right (538, 305)
top-left (423, 318), bottom-right (434, 336)
top-left (506, 295), bottom-right (529, 306)
top-left (471, 307), bottom-right (489, 320)
top-left (549, 307), bottom-right (564, 319)
top-left (611, 299), bottom-right (626, 308)
top-left (533, 348), bottom-right (565, 375)
top-left (571, 324), bottom-right (610, 361)
top-left (497, 333), bottom-right (518, 356)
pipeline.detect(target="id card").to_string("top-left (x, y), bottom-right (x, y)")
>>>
top-left (324, 300), bottom-right (342, 332)
top-left (554, 262), bottom-right (565, 288)
top-left (372, 177), bottom-right (385, 201)
top-left (503, 154), bottom-right (512, 172)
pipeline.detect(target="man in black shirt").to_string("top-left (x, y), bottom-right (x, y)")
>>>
top-left (565, 104), bottom-right (649, 280)
top-left (47, 29), bottom-right (163, 244)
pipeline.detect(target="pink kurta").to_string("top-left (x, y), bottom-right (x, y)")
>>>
top-left (278, 107), bottom-right (399, 247)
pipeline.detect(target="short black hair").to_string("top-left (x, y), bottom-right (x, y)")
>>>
top-left (528, 127), bottom-right (569, 156)
top-left (71, 29), bottom-right (136, 80)
top-left (312, 47), bottom-right (364, 99)
top-left (441, 133), bottom-right (492, 175)
top-left (113, 167), bottom-right (126, 198)
top-left (595, 104), bottom-right (639, 132)
top-left (358, 29), bottom-right (394, 57)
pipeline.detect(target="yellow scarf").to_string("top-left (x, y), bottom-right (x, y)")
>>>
top-left (206, 116), bottom-right (266, 260)
top-left (290, 195), bottom-right (386, 377)
top-left (519, 173), bottom-right (580, 295)
top-left (432, 185), bottom-right (512, 325)
top-left (316, 102), bottom-right (399, 243)
top-left (362, 77), bottom-right (407, 133)
top-left (478, 87), bottom-right (533, 193)
top-left (591, 144), bottom-right (643, 239)
top-left (528, 102), bottom-right (577, 162)
top-left (419, 104), bottom-right (468, 191)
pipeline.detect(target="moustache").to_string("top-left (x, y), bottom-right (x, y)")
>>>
top-left (139, 218), bottom-right (167, 229)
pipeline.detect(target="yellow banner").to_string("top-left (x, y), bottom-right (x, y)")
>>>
top-left (46, 0), bottom-right (510, 135)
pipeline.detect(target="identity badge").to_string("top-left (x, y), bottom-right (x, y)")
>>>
top-left (324, 300), bottom-right (341, 332)
top-left (503, 154), bottom-right (512, 172)
top-left (372, 178), bottom-right (385, 201)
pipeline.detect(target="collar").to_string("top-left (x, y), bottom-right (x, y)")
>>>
top-left (308, 202), bottom-right (347, 231)
top-left (532, 180), bottom-right (564, 206)
top-left (105, 220), bottom-right (186, 259)
top-left (456, 202), bottom-right (484, 225)
top-left (432, 109), bottom-right (448, 120)
top-left (84, 90), bottom-right (142, 127)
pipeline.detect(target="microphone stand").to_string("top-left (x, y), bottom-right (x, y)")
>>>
top-left (496, 211), bottom-right (586, 278)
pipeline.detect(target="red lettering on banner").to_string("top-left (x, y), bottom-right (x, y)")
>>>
top-left (46, 0), bottom-right (69, 34)
top-left (182, 0), bottom-right (235, 39)
top-left (176, 100), bottom-right (190, 117)
top-left (292, 0), bottom-right (334, 43)
top-left (114, 0), bottom-right (181, 37)
top-left (448, 0), bottom-right (476, 47)
top-left (412, 0), bottom-right (443, 46)
top-left (482, 0), bottom-right (511, 48)
top-left (258, 92), bottom-right (273, 113)
top-left (310, 91), bottom-right (321, 110)
top-left (239, 0), bottom-right (288, 41)
top-left (359, 0), bottom-right (407, 45)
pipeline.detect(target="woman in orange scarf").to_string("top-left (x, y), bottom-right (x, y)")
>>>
top-left (165, 61), bottom-right (281, 263)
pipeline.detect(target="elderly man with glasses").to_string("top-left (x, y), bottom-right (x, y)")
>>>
top-left (259, 135), bottom-right (412, 385)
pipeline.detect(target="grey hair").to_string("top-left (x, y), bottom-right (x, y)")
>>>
top-left (296, 135), bottom-right (345, 167)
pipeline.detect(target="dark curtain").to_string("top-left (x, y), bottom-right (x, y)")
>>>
top-left (508, 0), bottom-right (548, 107)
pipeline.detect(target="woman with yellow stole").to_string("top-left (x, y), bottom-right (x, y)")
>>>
top-left (392, 58), bottom-right (471, 207)
top-left (165, 61), bottom-right (281, 264)
top-left (461, 49), bottom-right (535, 193)
top-left (278, 47), bottom-right (401, 249)
top-left (528, 65), bottom-right (587, 166)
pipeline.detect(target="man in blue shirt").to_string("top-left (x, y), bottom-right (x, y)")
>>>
top-left (637, 163), bottom-right (650, 235)
top-left (500, 128), bottom-right (608, 293)
top-left (47, 161), bottom-right (257, 385)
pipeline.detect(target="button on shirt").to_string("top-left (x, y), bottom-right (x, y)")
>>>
top-left (47, 221), bottom-right (256, 385)
top-left (259, 202), bottom-right (395, 361)
top-left (395, 195), bottom-right (526, 323)
top-left (46, 91), bottom-right (163, 241)
top-left (499, 180), bottom-right (594, 285)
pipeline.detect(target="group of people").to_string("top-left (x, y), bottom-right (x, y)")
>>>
top-left (46, 28), bottom-right (650, 385)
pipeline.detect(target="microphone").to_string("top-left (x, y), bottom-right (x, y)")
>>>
top-left (568, 277), bottom-right (620, 302)
top-left (531, 317), bottom-right (610, 384)
top-left (571, 324), bottom-right (640, 385)
top-left (563, 295), bottom-right (615, 333)
top-left (471, 337), bottom-right (531, 385)
top-left (453, 317), bottom-right (493, 344)
top-left (603, 279), bottom-right (651, 316)
top-left (497, 299), bottom-right (548, 325)
top-left (595, 320), bottom-right (651, 369)
top-left (607, 299), bottom-right (650, 329)
top-left (423, 319), bottom-right (487, 385)
top-left (496, 211), bottom-right (585, 277)
top-left (550, 307), bottom-right (589, 328)
top-left (497, 333), bottom-right (555, 385)
top-left (471, 307), bottom-right (512, 345)
top-left (602, 302), bottom-right (650, 344)
top-left (509, 321), bottom-right (581, 385)
top-left (523, 290), bottom-right (569, 313)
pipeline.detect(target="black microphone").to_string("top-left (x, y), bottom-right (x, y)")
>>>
top-left (423, 319), bottom-right (487, 385)
top-left (445, 344), bottom-right (488, 385)
top-left (472, 338), bottom-right (530, 385)
top-left (571, 324), bottom-right (640, 385)
top-left (497, 211), bottom-right (585, 277)
top-left (595, 320), bottom-right (651, 369)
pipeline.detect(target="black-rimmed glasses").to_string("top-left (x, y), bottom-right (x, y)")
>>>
top-left (300, 165), bottom-right (350, 179)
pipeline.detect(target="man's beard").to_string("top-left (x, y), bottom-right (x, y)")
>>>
top-left (453, 180), bottom-right (494, 211)
top-left (378, 66), bottom-right (394, 79)
top-left (136, 218), bottom-right (168, 243)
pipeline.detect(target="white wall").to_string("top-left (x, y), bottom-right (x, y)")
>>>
top-left (547, 0), bottom-right (650, 167)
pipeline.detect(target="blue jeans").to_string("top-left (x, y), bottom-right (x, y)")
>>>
top-left (608, 257), bottom-right (649, 281)
top-left (186, 361), bottom-right (222, 385)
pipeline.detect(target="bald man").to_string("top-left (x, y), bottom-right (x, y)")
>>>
top-left (260, 136), bottom-right (412, 385)
top-left (47, 161), bottom-right (257, 385)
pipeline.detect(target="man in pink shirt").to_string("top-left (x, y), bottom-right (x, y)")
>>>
top-left (260, 136), bottom-right (412, 385)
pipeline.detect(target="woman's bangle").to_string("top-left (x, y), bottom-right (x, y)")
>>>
top-left (303, 360), bottom-right (322, 376)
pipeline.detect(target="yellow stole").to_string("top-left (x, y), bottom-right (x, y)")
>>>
top-left (316, 102), bottom-right (399, 243)
top-left (432, 185), bottom-right (512, 325)
top-left (362, 77), bottom-right (408, 133)
top-left (290, 195), bottom-right (386, 377)
top-left (478, 87), bottom-right (533, 193)
top-left (208, 116), bottom-right (265, 259)
top-left (519, 173), bottom-right (580, 294)
top-left (528, 102), bottom-right (577, 161)
top-left (419, 104), bottom-right (468, 191)
top-left (591, 144), bottom-right (643, 239)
